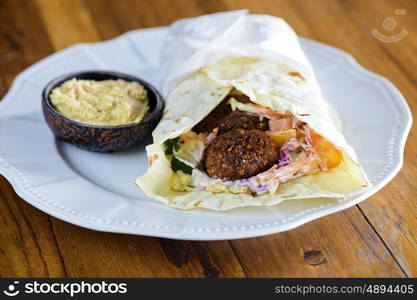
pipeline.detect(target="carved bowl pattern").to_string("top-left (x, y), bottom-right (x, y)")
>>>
top-left (42, 71), bottom-right (164, 152)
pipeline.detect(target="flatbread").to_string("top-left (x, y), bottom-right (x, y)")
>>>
top-left (136, 57), bottom-right (369, 210)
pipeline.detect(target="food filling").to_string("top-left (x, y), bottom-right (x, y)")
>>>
top-left (165, 90), bottom-right (343, 195)
top-left (50, 78), bottom-right (149, 126)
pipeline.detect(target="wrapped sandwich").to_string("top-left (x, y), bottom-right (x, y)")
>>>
top-left (136, 11), bottom-right (369, 210)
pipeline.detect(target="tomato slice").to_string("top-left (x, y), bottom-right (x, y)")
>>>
top-left (310, 130), bottom-right (343, 169)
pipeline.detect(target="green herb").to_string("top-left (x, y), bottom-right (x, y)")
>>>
top-left (171, 155), bottom-right (193, 175)
top-left (163, 138), bottom-right (180, 155)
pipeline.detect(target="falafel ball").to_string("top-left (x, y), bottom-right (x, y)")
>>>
top-left (203, 129), bottom-right (279, 180)
top-left (216, 110), bottom-right (268, 134)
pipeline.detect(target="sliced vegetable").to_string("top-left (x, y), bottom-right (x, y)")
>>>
top-left (163, 138), bottom-right (180, 155)
top-left (310, 130), bottom-right (343, 169)
top-left (277, 138), bottom-right (299, 168)
top-left (171, 155), bottom-right (193, 174)
top-left (268, 129), bottom-right (297, 147)
top-left (187, 182), bottom-right (196, 189)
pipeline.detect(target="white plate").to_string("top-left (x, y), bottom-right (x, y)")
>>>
top-left (0, 27), bottom-right (412, 240)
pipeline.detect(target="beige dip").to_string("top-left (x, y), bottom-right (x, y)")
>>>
top-left (50, 79), bottom-right (149, 126)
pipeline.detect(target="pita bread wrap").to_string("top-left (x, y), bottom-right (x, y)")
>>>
top-left (135, 11), bottom-right (369, 210)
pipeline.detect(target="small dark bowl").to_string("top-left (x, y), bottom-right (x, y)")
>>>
top-left (42, 71), bottom-right (164, 152)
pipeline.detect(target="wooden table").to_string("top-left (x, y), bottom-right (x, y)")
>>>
top-left (0, 0), bottom-right (416, 278)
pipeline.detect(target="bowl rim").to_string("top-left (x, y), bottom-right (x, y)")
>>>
top-left (42, 70), bottom-right (164, 130)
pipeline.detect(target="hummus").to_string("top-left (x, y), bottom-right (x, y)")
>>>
top-left (50, 78), bottom-right (149, 126)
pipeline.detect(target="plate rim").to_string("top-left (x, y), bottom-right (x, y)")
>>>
top-left (0, 27), bottom-right (412, 240)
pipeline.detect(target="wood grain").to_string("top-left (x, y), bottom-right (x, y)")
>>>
top-left (0, 0), bottom-right (416, 277)
top-left (230, 208), bottom-right (404, 277)
top-left (0, 0), bottom-right (64, 277)
top-left (36, 0), bottom-right (100, 50)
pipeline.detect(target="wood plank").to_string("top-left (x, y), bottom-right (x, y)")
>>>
top-left (335, 0), bottom-right (417, 277)
top-left (218, 0), bottom-right (410, 277)
top-left (46, 218), bottom-right (246, 277)
top-left (0, 0), bottom-right (66, 277)
top-left (0, 179), bottom-right (67, 277)
top-left (84, 0), bottom-right (228, 39)
top-left (230, 207), bottom-right (404, 277)
top-left (35, 0), bottom-right (100, 50)
top-left (0, 0), bottom-right (55, 85)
